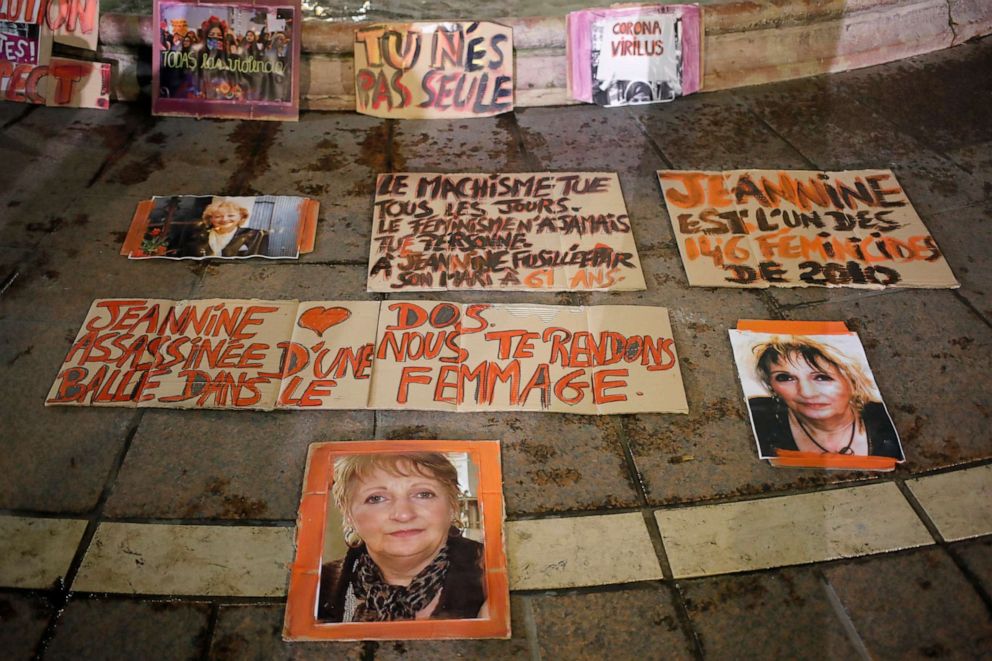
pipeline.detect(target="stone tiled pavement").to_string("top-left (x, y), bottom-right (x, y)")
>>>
top-left (1, 36), bottom-right (991, 660)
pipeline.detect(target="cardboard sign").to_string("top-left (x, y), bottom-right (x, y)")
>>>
top-left (47, 299), bottom-right (688, 415)
top-left (368, 173), bottom-right (646, 292)
top-left (284, 440), bottom-right (510, 640)
top-left (121, 195), bottom-right (319, 260)
top-left (729, 320), bottom-right (904, 471)
top-left (0, 0), bottom-right (109, 109)
top-left (153, 0), bottom-right (301, 121)
top-left (354, 21), bottom-right (513, 119)
top-left (567, 4), bottom-right (702, 107)
top-left (659, 169), bottom-right (959, 289)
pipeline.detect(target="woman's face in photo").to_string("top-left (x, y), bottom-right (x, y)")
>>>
top-left (208, 207), bottom-right (243, 233)
top-left (347, 466), bottom-right (452, 563)
top-left (245, 31), bottom-right (256, 43)
top-left (768, 356), bottom-right (853, 422)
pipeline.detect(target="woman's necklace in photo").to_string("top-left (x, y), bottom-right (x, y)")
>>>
top-left (795, 416), bottom-right (857, 455)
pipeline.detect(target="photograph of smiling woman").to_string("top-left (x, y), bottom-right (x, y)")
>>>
top-left (317, 452), bottom-right (487, 623)
top-left (737, 334), bottom-right (903, 461)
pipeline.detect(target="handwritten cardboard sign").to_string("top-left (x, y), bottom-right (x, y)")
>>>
top-left (152, 0), bottom-right (301, 121)
top-left (354, 21), bottom-right (513, 119)
top-left (121, 195), bottom-right (319, 260)
top-left (47, 299), bottom-right (688, 415)
top-left (729, 320), bottom-right (904, 471)
top-left (0, 0), bottom-right (110, 109)
top-left (368, 173), bottom-right (646, 292)
top-left (567, 4), bottom-right (702, 107)
top-left (284, 440), bottom-right (510, 640)
top-left (658, 169), bottom-right (959, 289)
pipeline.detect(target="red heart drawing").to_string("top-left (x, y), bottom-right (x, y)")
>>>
top-left (298, 306), bottom-right (352, 337)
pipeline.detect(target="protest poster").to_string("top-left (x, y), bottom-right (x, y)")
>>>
top-left (276, 301), bottom-right (380, 409)
top-left (367, 300), bottom-right (687, 414)
top-left (729, 320), bottom-right (905, 471)
top-left (658, 169), bottom-right (959, 288)
top-left (0, 0), bottom-right (110, 109)
top-left (353, 21), bottom-right (513, 119)
top-left (284, 439), bottom-right (510, 640)
top-left (121, 195), bottom-right (319, 260)
top-left (47, 299), bottom-right (689, 415)
top-left (152, 0), bottom-right (301, 121)
top-left (368, 172), bottom-right (646, 292)
top-left (567, 4), bottom-right (702, 107)
top-left (46, 298), bottom-right (299, 410)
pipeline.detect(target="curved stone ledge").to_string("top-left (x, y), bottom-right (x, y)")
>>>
top-left (99, 0), bottom-right (991, 108)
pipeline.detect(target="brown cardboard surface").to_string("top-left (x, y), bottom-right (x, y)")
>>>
top-left (368, 173), bottom-right (646, 292)
top-left (354, 21), bottom-right (513, 119)
top-left (47, 299), bottom-right (688, 415)
top-left (659, 169), bottom-right (959, 289)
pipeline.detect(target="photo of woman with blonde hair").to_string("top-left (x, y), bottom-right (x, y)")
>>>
top-left (737, 333), bottom-right (903, 461)
top-left (317, 452), bottom-right (486, 623)
top-left (184, 197), bottom-right (269, 258)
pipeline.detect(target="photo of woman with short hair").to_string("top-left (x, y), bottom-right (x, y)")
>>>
top-left (318, 452), bottom-right (486, 623)
top-left (730, 323), bottom-right (904, 468)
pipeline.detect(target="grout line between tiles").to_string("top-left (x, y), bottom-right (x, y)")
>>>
top-left (896, 480), bottom-right (992, 615)
top-left (31, 409), bottom-right (144, 660)
top-left (817, 569), bottom-right (873, 660)
top-left (200, 602), bottom-right (220, 661)
top-left (951, 289), bottom-right (992, 330)
top-left (521, 596), bottom-right (543, 661)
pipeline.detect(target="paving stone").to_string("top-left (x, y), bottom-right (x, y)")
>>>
top-left (681, 567), bottom-right (859, 660)
top-left (507, 513), bottom-right (662, 590)
top-left (515, 105), bottom-right (674, 254)
top-left (828, 39), bottom-right (992, 154)
top-left (738, 76), bottom-right (990, 217)
top-left (267, 112), bottom-right (387, 263)
top-left (530, 586), bottom-right (695, 660)
top-left (74, 523), bottom-right (294, 596)
top-left (922, 203), bottom-right (992, 320)
top-left (90, 116), bottom-right (253, 198)
top-left (0, 104), bottom-right (150, 211)
top-left (0, 592), bottom-right (52, 660)
top-left (0, 186), bottom-right (76, 250)
top-left (656, 482), bottom-right (933, 578)
top-left (209, 604), bottom-right (363, 660)
top-left (45, 598), bottom-right (211, 661)
top-left (393, 115), bottom-right (529, 171)
top-left (582, 254), bottom-right (859, 506)
top-left (634, 90), bottom-right (812, 172)
top-left (907, 464), bottom-right (992, 541)
top-left (103, 409), bottom-right (372, 520)
top-left (0, 516), bottom-right (87, 589)
top-left (945, 139), bottom-right (992, 197)
top-left (769, 290), bottom-right (992, 472)
top-left (0, 193), bottom-right (202, 324)
top-left (374, 596), bottom-right (530, 659)
top-left (951, 536), bottom-right (992, 594)
top-left (823, 547), bottom-right (992, 658)
top-left (374, 409), bottom-right (641, 516)
top-left (195, 263), bottom-right (369, 301)
top-left (0, 319), bottom-right (136, 512)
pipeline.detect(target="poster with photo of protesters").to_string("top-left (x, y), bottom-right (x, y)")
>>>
top-left (152, 0), bottom-right (300, 120)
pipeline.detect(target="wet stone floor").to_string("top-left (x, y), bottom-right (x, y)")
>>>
top-left (1, 35), bottom-right (991, 661)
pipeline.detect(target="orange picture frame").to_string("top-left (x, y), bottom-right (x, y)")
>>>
top-left (283, 440), bottom-right (510, 641)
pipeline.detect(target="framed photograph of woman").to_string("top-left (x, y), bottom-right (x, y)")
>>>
top-left (729, 320), bottom-right (905, 471)
top-left (284, 440), bottom-right (510, 641)
top-left (121, 195), bottom-right (318, 260)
